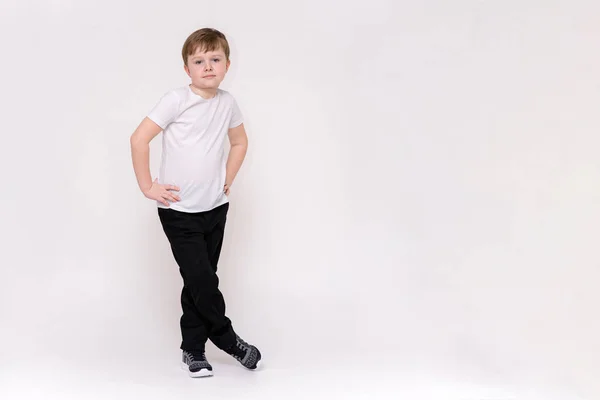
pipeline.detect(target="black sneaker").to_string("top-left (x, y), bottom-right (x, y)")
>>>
top-left (181, 350), bottom-right (213, 378)
top-left (224, 335), bottom-right (262, 370)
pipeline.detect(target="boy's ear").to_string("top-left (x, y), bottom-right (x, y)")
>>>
top-left (226, 59), bottom-right (231, 72)
top-left (184, 63), bottom-right (190, 77)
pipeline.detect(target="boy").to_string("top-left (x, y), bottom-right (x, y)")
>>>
top-left (130, 28), bottom-right (261, 378)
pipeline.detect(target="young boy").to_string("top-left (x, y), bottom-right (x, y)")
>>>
top-left (130, 28), bottom-right (261, 378)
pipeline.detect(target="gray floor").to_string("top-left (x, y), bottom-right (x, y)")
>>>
top-left (0, 350), bottom-right (558, 400)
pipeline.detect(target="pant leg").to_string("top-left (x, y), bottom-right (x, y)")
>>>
top-left (204, 203), bottom-right (236, 349)
top-left (158, 208), bottom-right (208, 351)
top-left (179, 286), bottom-right (207, 351)
top-left (158, 205), bottom-right (236, 352)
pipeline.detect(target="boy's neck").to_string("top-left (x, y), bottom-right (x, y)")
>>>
top-left (189, 84), bottom-right (218, 99)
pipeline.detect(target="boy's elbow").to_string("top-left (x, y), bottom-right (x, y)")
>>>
top-left (233, 141), bottom-right (248, 151)
top-left (130, 132), bottom-right (148, 148)
top-left (233, 136), bottom-right (248, 148)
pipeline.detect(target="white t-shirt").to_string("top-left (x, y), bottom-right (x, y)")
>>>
top-left (147, 85), bottom-right (243, 213)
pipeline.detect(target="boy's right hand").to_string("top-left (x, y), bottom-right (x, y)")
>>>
top-left (143, 178), bottom-right (181, 206)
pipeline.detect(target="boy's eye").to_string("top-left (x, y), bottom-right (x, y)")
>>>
top-left (195, 60), bottom-right (203, 64)
top-left (213, 59), bottom-right (220, 62)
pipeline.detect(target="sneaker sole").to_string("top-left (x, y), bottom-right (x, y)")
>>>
top-left (245, 358), bottom-right (262, 371)
top-left (181, 361), bottom-right (213, 378)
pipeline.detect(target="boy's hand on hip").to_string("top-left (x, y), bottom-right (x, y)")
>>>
top-left (224, 183), bottom-right (231, 196)
top-left (144, 178), bottom-right (180, 207)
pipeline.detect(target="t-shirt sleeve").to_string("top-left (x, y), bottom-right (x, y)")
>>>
top-left (147, 91), bottom-right (180, 129)
top-left (229, 97), bottom-right (244, 128)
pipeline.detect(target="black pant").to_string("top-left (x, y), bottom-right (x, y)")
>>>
top-left (158, 203), bottom-right (236, 352)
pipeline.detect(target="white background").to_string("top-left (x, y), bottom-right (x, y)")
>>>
top-left (1, 1), bottom-right (599, 399)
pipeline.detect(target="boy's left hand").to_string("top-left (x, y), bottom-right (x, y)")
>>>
top-left (224, 183), bottom-right (231, 196)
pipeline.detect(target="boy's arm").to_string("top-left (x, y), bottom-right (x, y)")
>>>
top-left (130, 117), bottom-right (180, 205)
top-left (225, 123), bottom-right (249, 189)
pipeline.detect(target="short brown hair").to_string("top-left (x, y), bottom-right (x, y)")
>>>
top-left (182, 28), bottom-right (230, 65)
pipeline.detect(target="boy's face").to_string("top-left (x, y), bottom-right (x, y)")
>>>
top-left (184, 47), bottom-right (230, 90)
